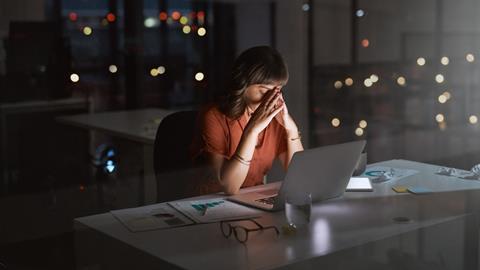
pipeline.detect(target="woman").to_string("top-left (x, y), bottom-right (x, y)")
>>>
top-left (191, 46), bottom-right (304, 195)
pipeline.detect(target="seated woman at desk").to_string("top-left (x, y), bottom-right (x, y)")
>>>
top-left (191, 46), bottom-right (304, 195)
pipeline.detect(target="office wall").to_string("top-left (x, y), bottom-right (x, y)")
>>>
top-left (235, 2), bottom-right (272, 55)
top-left (313, 0), bottom-right (351, 65)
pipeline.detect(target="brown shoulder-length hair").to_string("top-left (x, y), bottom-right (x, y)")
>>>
top-left (219, 46), bottom-right (289, 119)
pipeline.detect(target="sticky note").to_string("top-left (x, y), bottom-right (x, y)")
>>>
top-left (392, 186), bottom-right (408, 193)
top-left (408, 187), bottom-right (433, 194)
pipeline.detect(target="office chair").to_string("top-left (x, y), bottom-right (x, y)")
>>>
top-left (153, 110), bottom-right (202, 202)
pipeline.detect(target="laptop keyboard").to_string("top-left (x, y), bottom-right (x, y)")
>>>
top-left (255, 196), bottom-right (278, 205)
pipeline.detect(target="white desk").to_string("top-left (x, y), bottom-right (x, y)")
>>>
top-left (74, 160), bottom-right (480, 270)
top-left (57, 108), bottom-right (174, 145)
top-left (57, 108), bottom-right (175, 203)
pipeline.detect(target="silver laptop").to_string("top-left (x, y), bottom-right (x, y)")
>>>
top-left (228, 140), bottom-right (366, 211)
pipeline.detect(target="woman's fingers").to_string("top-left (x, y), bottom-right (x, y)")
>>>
top-left (263, 89), bottom-right (280, 109)
top-left (266, 93), bottom-right (281, 112)
top-left (268, 102), bottom-right (284, 118)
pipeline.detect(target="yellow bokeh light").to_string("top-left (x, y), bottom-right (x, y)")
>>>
top-left (435, 74), bottom-right (445, 83)
top-left (150, 68), bottom-right (159, 77)
top-left (438, 94), bottom-right (447, 104)
top-left (195, 72), bottom-right (205, 81)
top-left (441, 56), bottom-right (449, 65)
top-left (334, 81), bottom-right (343, 89)
top-left (345, 77), bottom-right (353, 86)
top-left (108, 65), bottom-right (117, 73)
top-left (435, 113), bottom-right (445, 123)
top-left (443, 91), bottom-right (451, 100)
top-left (416, 57), bottom-right (426, 66)
top-left (466, 53), bottom-right (475, 62)
top-left (83, 26), bottom-right (92, 36)
top-left (70, 73), bottom-right (79, 83)
top-left (197, 27), bottom-right (207, 36)
top-left (469, 115), bottom-right (478, 124)
top-left (179, 16), bottom-right (188, 25)
top-left (397, 76), bottom-right (406, 86)
top-left (355, 128), bottom-right (364, 136)
top-left (364, 78), bottom-right (373, 87)
top-left (359, 120), bottom-right (367, 128)
top-left (331, 118), bottom-right (340, 127)
top-left (182, 25), bottom-right (191, 34)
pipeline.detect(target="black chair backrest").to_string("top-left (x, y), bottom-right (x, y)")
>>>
top-left (153, 110), bottom-right (198, 202)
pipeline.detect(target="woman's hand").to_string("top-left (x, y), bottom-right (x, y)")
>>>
top-left (245, 89), bottom-right (284, 135)
top-left (275, 92), bottom-right (299, 134)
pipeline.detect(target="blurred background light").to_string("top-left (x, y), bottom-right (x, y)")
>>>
top-left (331, 118), bottom-right (340, 127)
top-left (416, 57), bottom-right (426, 66)
top-left (195, 72), bottom-right (204, 81)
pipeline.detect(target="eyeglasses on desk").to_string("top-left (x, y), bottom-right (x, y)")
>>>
top-left (220, 219), bottom-right (280, 243)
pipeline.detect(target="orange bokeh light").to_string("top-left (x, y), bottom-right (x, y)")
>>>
top-left (159, 11), bottom-right (168, 21)
top-left (171, 11), bottom-right (181, 20)
top-left (361, 38), bottom-right (370, 48)
top-left (197, 11), bottom-right (205, 20)
top-left (106, 13), bottom-right (116, 22)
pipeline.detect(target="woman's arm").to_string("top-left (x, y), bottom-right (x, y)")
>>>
top-left (276, 93), bottom-right (304, 170)
top-left (210, 89), bottom-right (284, 195)
top-left (279, 125), bottom-right (304, 170)
top-left (216, 128), bottom-right (258, 195)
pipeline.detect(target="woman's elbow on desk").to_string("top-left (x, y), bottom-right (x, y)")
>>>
top-left (219, 180), bottom-right (241, 195)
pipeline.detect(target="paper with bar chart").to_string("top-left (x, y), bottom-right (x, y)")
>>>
top-left (168, 198), bottom-right (262, 223)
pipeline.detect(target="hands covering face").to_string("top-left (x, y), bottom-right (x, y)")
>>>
top-left (245, 88), bottom-right (284, 135)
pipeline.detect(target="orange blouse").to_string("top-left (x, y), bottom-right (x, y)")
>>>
top-left (190, 105), bottom-right (288, 194)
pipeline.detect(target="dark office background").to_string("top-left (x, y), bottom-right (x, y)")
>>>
top-left (1, 0), bottom-right (480, 269)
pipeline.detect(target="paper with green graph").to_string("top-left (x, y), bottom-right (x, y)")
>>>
top-left (168, 198), bottom-right (262, 223)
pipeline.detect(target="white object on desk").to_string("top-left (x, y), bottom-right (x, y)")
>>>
top-left (111, 204), bottom-right (194, 232)
top-left (168, 198), bottom-right (262, 223)
top-left (346, 177), bottom-right (373, 191)
top-left (362, 166), bottom-right (418, 183)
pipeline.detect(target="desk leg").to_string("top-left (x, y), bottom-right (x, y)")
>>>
top-left (142, 145), bottom-right (157, 204)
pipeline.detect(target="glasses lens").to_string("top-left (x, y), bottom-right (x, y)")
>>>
top-left (234, 227), bottom-right (248, 243)
top-left (221, 222), bottom-right (232, 237)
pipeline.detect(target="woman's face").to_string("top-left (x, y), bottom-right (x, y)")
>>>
top-left (244, 83), bottom-right (283, 105)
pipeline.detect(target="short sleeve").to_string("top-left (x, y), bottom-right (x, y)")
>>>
top-left (200, 108), bottom-right (229, 157)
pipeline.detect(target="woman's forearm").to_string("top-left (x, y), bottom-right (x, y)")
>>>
top-left (219, 129), bottom-right (258, 195)
top-left (283, 129), bottom-right (304, 169)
